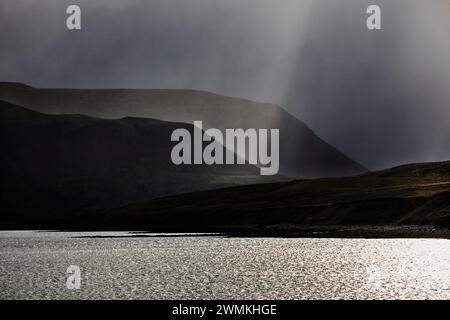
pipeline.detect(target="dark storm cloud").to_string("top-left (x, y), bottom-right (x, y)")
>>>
top-left (0, 0), bottom-right (309, 95)
top-left (1, 0), bottom-right (449, 169)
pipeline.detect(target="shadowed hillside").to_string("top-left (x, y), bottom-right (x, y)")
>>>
top-left (1, 99), bottom-right (448, 233)
top-left (0, 82), bottom-right (367, 178)
top-left (85, 161), bottom-right (450, 232)
top-left (0, 100), bottom-right (283, 228)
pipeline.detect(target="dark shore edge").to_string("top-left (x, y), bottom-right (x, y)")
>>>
top-left (3, 225), bottom-right (449, 239)
top-left (222, 225), bottom-right (450, 239)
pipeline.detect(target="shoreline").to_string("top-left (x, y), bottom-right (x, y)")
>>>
top-left (1, 225), bottom-right (450, 239)
top-left (224, 225), bottom-right (450, 239)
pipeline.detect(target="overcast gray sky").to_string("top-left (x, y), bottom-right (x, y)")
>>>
top-left (1, 0), bottom-right (449, 169)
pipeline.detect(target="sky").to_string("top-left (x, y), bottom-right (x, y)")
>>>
top-left (1, 0), bottom-right (449, 169)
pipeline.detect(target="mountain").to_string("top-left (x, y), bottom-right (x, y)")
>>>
top-left (0, 82), bottom-right (367, 178)
top-left (74, 161), bottom-right (450, 231)
top-left (0, 100), bottom-right (283, 228)
top-left (2, 99), bottom-right (448, 233)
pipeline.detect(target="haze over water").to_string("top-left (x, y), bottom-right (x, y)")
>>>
top-left (1, 231), bottom-right (450, 299)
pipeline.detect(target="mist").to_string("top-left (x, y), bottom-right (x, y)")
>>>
top-left (1, 0), bottom-right (449, 169)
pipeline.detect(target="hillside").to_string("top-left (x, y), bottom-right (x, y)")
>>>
top-left (1, 99), bottom-right (448, 233)
top-left (84, 161), bottom-right (450, 232)
top-left (0, 100), bottom-right (282, 228)
top-left (0, 82), bottom-right (367, 178)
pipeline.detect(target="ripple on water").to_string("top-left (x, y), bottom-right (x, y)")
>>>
top-left (0, 231), bottom-right (449, 299)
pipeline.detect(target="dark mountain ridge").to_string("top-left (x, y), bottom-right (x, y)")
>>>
top-left (0, 82), bottom-right (367, 178)
top-left (1, 99), bottom-right (448, 234)
top-left (0, 100), bottom-right (282, 228)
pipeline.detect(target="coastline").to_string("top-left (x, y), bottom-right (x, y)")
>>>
top-left (223, 225), bottom-right (450, 239)
top-left (2, 225), bottom-right (449, 239)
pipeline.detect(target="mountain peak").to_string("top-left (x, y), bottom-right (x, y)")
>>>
top-left (0, 85), bottom-right (367, 178)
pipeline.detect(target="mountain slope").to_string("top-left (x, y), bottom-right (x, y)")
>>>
top-left (0, 100), bottom-right (282, 227)
top-left (0, 82), bottom-right (367, 178)
top-left (86, 161), bottom-right (450, 231)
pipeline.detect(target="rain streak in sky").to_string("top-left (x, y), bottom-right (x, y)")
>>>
top-left (1, 0), bottom-right (449, 169)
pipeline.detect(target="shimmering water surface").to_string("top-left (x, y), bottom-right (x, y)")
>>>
top-left (1, 231), bottom-right (449, 299)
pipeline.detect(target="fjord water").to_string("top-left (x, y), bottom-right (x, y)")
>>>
top-left (1, 231), bottom-right (449, 300)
